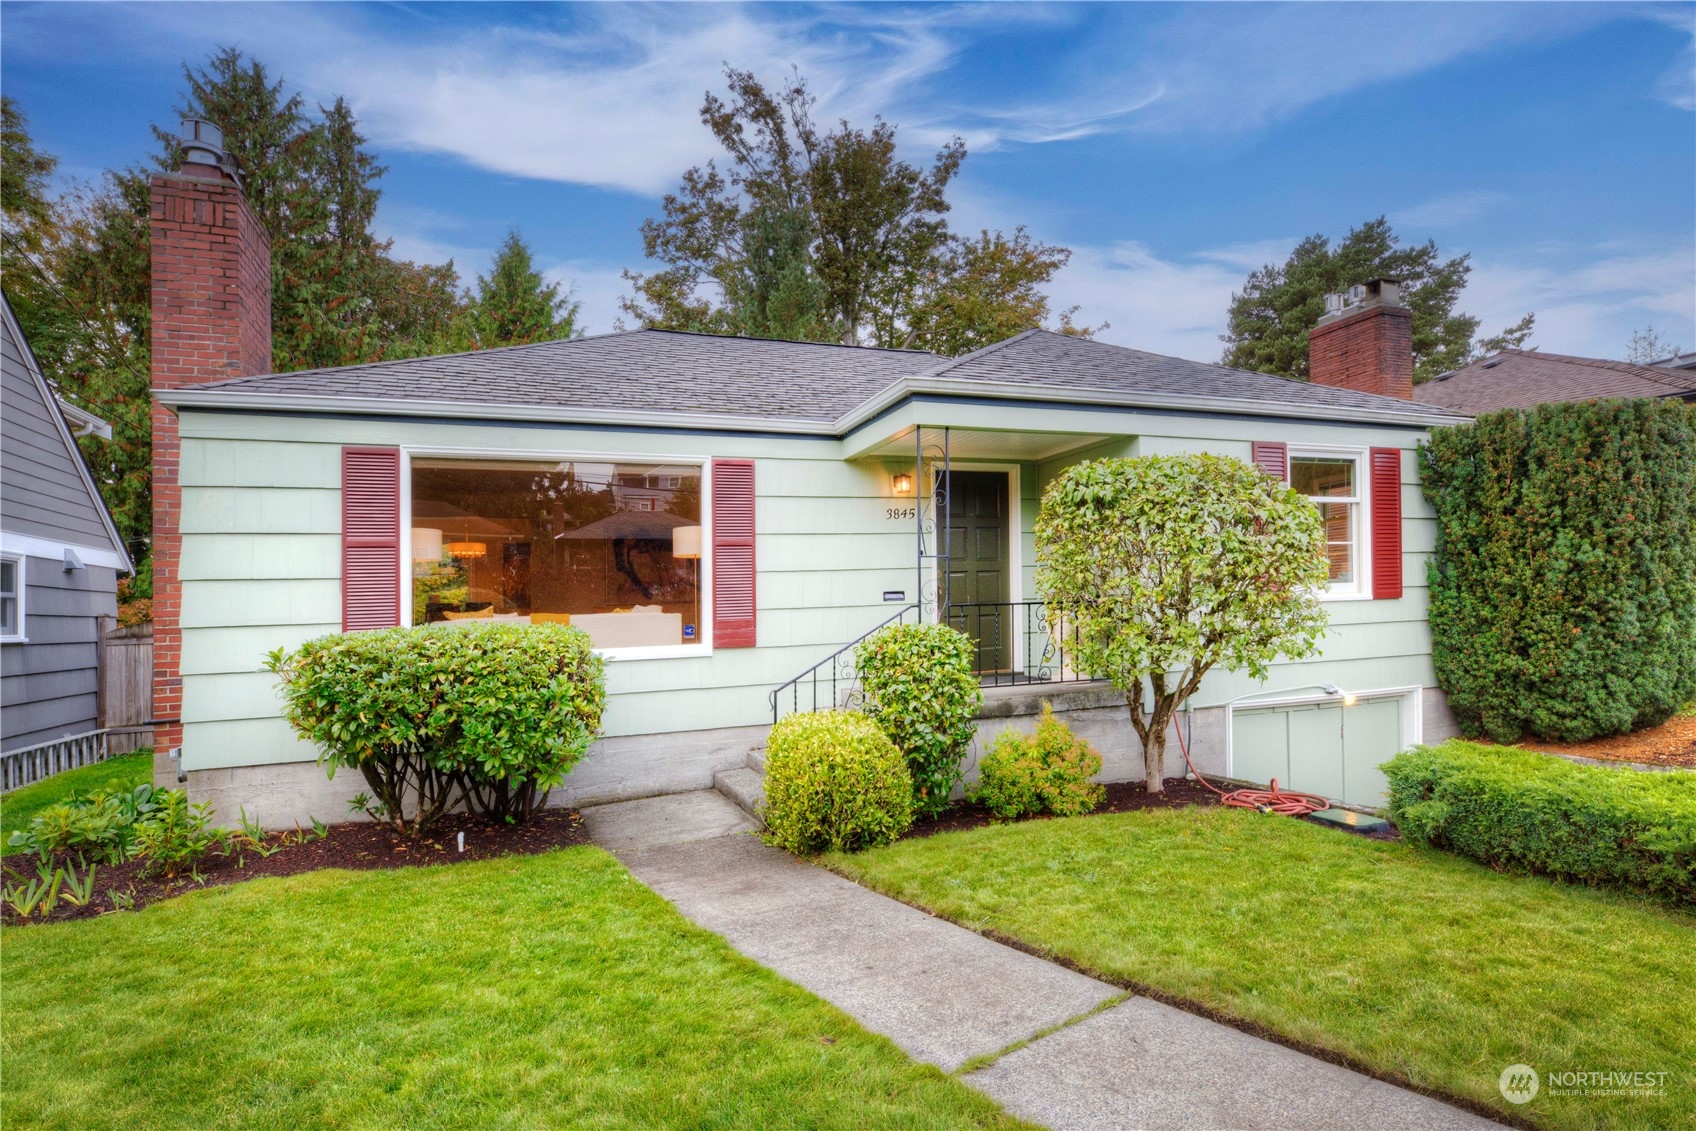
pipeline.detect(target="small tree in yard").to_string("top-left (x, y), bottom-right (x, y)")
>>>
top-left (1035, 455), bottom-right (1331, 793)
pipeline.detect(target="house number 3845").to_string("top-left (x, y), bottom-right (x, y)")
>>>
top-left (886, 506), bottom-right (916, 520)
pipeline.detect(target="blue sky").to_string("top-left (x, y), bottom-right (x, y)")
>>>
top-left (3, 1), bottom-right (1692, 361)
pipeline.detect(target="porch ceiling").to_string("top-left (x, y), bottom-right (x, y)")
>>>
top-left (856, 426), bottom-right (1110, 463)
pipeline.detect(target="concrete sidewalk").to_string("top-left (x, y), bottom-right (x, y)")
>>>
top-left (584, 791), bottom-right (1499, 1131)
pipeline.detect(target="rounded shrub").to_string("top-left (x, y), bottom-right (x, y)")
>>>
top-left (973, 703), bottom-right (1105, 820)
top-left (267, 622), bottom-right (606, 831)
top-left (855, 622), bottom-right (983, 817)
top-left (761, 711), bottom-right (914, 854)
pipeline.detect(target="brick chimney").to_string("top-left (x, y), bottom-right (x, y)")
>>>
top-left (1308, 278), bottom-right (1412, 399)
top-left (150, 119), bottom-right (271, 776)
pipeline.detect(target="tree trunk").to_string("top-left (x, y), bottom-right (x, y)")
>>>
top-left (1144, 725), bottom-right (1165, 793)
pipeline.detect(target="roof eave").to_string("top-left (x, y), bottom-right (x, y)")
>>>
top-left (153, 386), bottom-right (843, 435)
top-left (833, 376), bottom-right (1474, 432)
top-left (160, 375), bottom-right (1474, 436)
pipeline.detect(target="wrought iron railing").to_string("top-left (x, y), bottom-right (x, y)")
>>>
top-left (770, 605), bottom-right (919, 723)
top-left (943, 600), bottom-right (1097, 688)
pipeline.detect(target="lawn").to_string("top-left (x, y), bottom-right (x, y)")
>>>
top-left (1, 751), bottom-right (152, 854)
top-left (827, 805), bottom-right (1696, 1130)
top-left (2, 847), bottom-right (1024, 1130)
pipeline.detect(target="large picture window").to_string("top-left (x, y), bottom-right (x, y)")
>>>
top-left (1290, 453), bottom-right (1363, 595)
top-left (411, 458), bottom-right (704, 650)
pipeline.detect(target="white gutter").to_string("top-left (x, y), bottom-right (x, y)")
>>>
top-left (156, 373), bottom-right (1472, 436)
top-left (152, 387), bottom-right (845, 436)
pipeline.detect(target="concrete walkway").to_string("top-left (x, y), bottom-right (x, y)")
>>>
top-left (583, 790), bottom-right (1499, 1131)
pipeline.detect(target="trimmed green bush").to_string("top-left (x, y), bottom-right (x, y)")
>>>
top-left (268, 623), bottom-right (606, 831)
top-left (1384, 741), bottom-right (1696, 902)
top-left (1420, 398), bottom-right (1696, 743)
top-left (761, 711), bottom-right (914, 854)
top-left (973, 704), bottom-right (1105, 820)
top-left (856, 622), bottom-right (983, 817)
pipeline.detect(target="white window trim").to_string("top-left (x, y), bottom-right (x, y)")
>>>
top-left (1289, 444), bottom-right (1371, 602)
top-left (398, 445), bottom-right (714, 661)
top-left (0, 552), bottom-right (25, 643)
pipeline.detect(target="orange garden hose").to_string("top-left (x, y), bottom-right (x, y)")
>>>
top-left (1172, 714), bottom-right (1330, 816)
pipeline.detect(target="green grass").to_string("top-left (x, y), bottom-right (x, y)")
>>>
top-left (1, 751), bottom-right (152, 854)
top-left (2, 847), bottom-right (1024, 1130)
top-left (827, 806), bottom-right (1696, 1130)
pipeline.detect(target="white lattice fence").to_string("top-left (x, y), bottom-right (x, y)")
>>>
top-left (1, 730), bottom-right (110, 793)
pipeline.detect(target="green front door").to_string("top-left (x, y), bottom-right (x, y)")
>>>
top-left (941, 471), bottom-right (1010, 673)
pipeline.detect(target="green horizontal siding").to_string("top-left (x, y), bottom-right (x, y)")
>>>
top-left (176, 406), bottom-right (1448, 772)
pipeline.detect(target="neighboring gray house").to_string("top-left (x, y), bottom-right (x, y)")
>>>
top-left (1, 294), bottom-right (132, 755)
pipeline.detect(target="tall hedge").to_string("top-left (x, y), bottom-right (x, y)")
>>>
top-left (1420, 398), bottom-right (1696, 743)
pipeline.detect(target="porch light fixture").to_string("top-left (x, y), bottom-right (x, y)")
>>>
top-left (1322, 683), bottom-right (1358, 707)
top-left (892, 472), bottom-right (914, 496)
top-left (411, 527), bottom-right (443, 562)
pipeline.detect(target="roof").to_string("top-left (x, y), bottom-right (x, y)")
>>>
top-left (1652, 351), bottom-right (1696, 371)
top-left (157, 326), bottom-right (1470, 433)
top-left (190, 329), bottom-right (936, 424)
top-left (0, 294), bottom-right (132, 571)
top-left (1410, 349), bottom-right (1696, 413)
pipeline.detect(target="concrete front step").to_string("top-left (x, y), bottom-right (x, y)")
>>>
top-left (746, 745), bottom-right (766, 774)
top-left (714, 766), bottom-right (765, 822)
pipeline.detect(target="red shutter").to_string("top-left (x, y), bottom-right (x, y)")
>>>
top-left (1370, 447), bottom-right (1403, 600)
top-left (342, 447), bottom-right (401, 631)
top-left (711, 458), bottom-right (757, 648)
top-left (1251, 441), bottom-right (1288, 481)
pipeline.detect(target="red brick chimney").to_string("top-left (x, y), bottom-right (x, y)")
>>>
top-left (1308, 278), bottom-right (1412, 399)
top-left (150, 119), bottom-right (271, 775)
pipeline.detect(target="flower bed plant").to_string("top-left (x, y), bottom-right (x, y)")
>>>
top-left (267, 622), bottom-right (606, 831)
top-left (1384, 740), bottom-right (1696, 903)
top-left (855, 622), bottom-right (982, 817)
top-left (761, 711), bottom-right (914, 854)
top-left (973, 704), bottom-right (1104, 819)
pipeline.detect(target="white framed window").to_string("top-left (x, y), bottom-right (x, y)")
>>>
top-left (406, 455), bottom-right (709, 657)
top-left (0, 555), bottom-right (24, 642)
top-left (1290, 449), bottom-right (1368, 598)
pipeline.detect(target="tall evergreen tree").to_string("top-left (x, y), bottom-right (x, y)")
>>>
top-left (467, 230), bottom-right (579, 348)
top-left (1220, 217), bottom-right (1535, 384)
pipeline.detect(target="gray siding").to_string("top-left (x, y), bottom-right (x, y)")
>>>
top-left (1, 309), bottom-right (118, 548)
top-left (1, 557), bottom-right (118, 752)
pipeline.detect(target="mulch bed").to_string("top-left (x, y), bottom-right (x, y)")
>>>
top-left (909, 777), bottom-right (1252, 838)
top-left (908, 776), bottom-right (1401, 841)
top-left (1510, 713), bottom-right (1696, 770)
top-left (1, 808), bottom-right (590, 926)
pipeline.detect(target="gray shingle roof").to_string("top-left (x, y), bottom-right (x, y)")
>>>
top-left (198, 329), bottom-right (937, 423)
top-left (176, 326), bottom-right (1466, 428)
top-left (930, 330), bottom-right (1454, 419)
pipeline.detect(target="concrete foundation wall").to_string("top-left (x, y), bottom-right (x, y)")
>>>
top-left (966, 683), bottom-right (1229, 793)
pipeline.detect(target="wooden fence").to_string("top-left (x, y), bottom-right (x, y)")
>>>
top-left (98, 620), bottom-right (153, 755)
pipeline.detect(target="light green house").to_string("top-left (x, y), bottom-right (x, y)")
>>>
top-left (157, 315), bottom-right (1470, 826)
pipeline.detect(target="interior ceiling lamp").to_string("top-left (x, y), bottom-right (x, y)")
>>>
top-left (672, 526), bottom-right (703, 560)
top-left (444, 525), bottom-right (487, 559)
top-left (411, 527), bottom-right (444, 562)
top-left (892, 471), bottom-right (914, 496)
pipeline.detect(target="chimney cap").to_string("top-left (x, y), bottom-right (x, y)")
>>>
top-left (177, 118), bottom-right (241, 186)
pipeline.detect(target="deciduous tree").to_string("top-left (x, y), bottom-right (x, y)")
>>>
top-left (1035, 455), bottom-right (1330, 793)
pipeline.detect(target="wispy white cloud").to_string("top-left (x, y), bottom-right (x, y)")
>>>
top-left (1389, 191), bottom-right (1509, 230)
top-left (1045, 238), bottom-right (1297, 362)
top-left (1650, 7), bottom-right (1696, 110)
